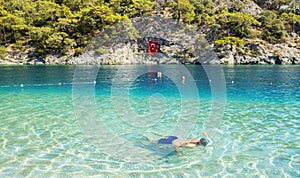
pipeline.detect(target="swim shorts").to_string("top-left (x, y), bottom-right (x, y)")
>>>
top-left (158, 136), bottom-right (178, 144)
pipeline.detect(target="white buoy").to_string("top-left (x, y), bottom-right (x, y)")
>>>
top-left (181, 76), bottom-right (185, 84)
top-left (157, 72), bottom-right (162, 78)
top-left (232, 81), bottom-right (234, 84)
top-left (21, 84), bottom-right (24, 87)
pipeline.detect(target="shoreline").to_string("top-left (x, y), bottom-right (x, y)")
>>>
top-left (1, 38), bottom-right (298, 66)
top-left (0, 62), bottom-right (299, 66)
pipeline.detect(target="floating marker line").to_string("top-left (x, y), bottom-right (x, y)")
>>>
top-left (0, 81), bottom-right (97, 88)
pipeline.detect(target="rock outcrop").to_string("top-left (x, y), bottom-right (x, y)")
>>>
top-left (216, 39), bottom-right (300, 65)
top-left (74, 17), bottom-right (217, 65)
top-left (0, 17), bottom-right (299, 65)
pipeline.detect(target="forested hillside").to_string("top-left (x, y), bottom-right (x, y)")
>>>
top-left (0, 0), bottom-right (299, 63)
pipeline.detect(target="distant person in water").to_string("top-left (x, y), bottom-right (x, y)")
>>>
top-left (143, 132), bottom-right (212, 154)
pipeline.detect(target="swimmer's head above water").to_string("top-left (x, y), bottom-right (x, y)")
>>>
top-left (200, 138), bottom-right (209, 147)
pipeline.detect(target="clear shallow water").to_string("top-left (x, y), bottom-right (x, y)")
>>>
top-left (0, 65), bottom-right (299, 177)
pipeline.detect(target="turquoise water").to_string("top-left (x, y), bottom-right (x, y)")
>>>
top-left (0, 65), bottom-right (299, 177)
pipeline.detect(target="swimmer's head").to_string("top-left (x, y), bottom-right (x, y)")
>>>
top-left (200, 138), bottom-right (208, 147)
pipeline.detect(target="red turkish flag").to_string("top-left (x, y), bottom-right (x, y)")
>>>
top-left (148, 41), bottom-right (158, 54)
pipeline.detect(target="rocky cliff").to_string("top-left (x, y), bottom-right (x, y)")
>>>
top-left (216, 38), bottom-right (300, 65)
top-left (0, 16), bottom-right (299, 65)
top-left (73, 17), bottom-right (300, 65)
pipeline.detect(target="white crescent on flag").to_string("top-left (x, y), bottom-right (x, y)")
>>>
top-left (148, 41), bottom-right (158, 54)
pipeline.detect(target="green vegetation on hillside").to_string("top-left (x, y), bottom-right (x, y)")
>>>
top-left (0, 0), bottom-right (299, 59)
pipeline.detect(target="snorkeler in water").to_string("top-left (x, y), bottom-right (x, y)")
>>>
top-left (143, 132), bottom-right (212, 154)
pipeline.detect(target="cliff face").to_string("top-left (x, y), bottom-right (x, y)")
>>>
top-left (0, 0), bottom-right (299, 65)
top-left (216, 39), bottom-right (300, 65)
top-left (70, 16), bottom-right (298, 65)
top-left (73, 17), bottom-right (217, 65)
top-left (1, 17), bottom-right (299, 65)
